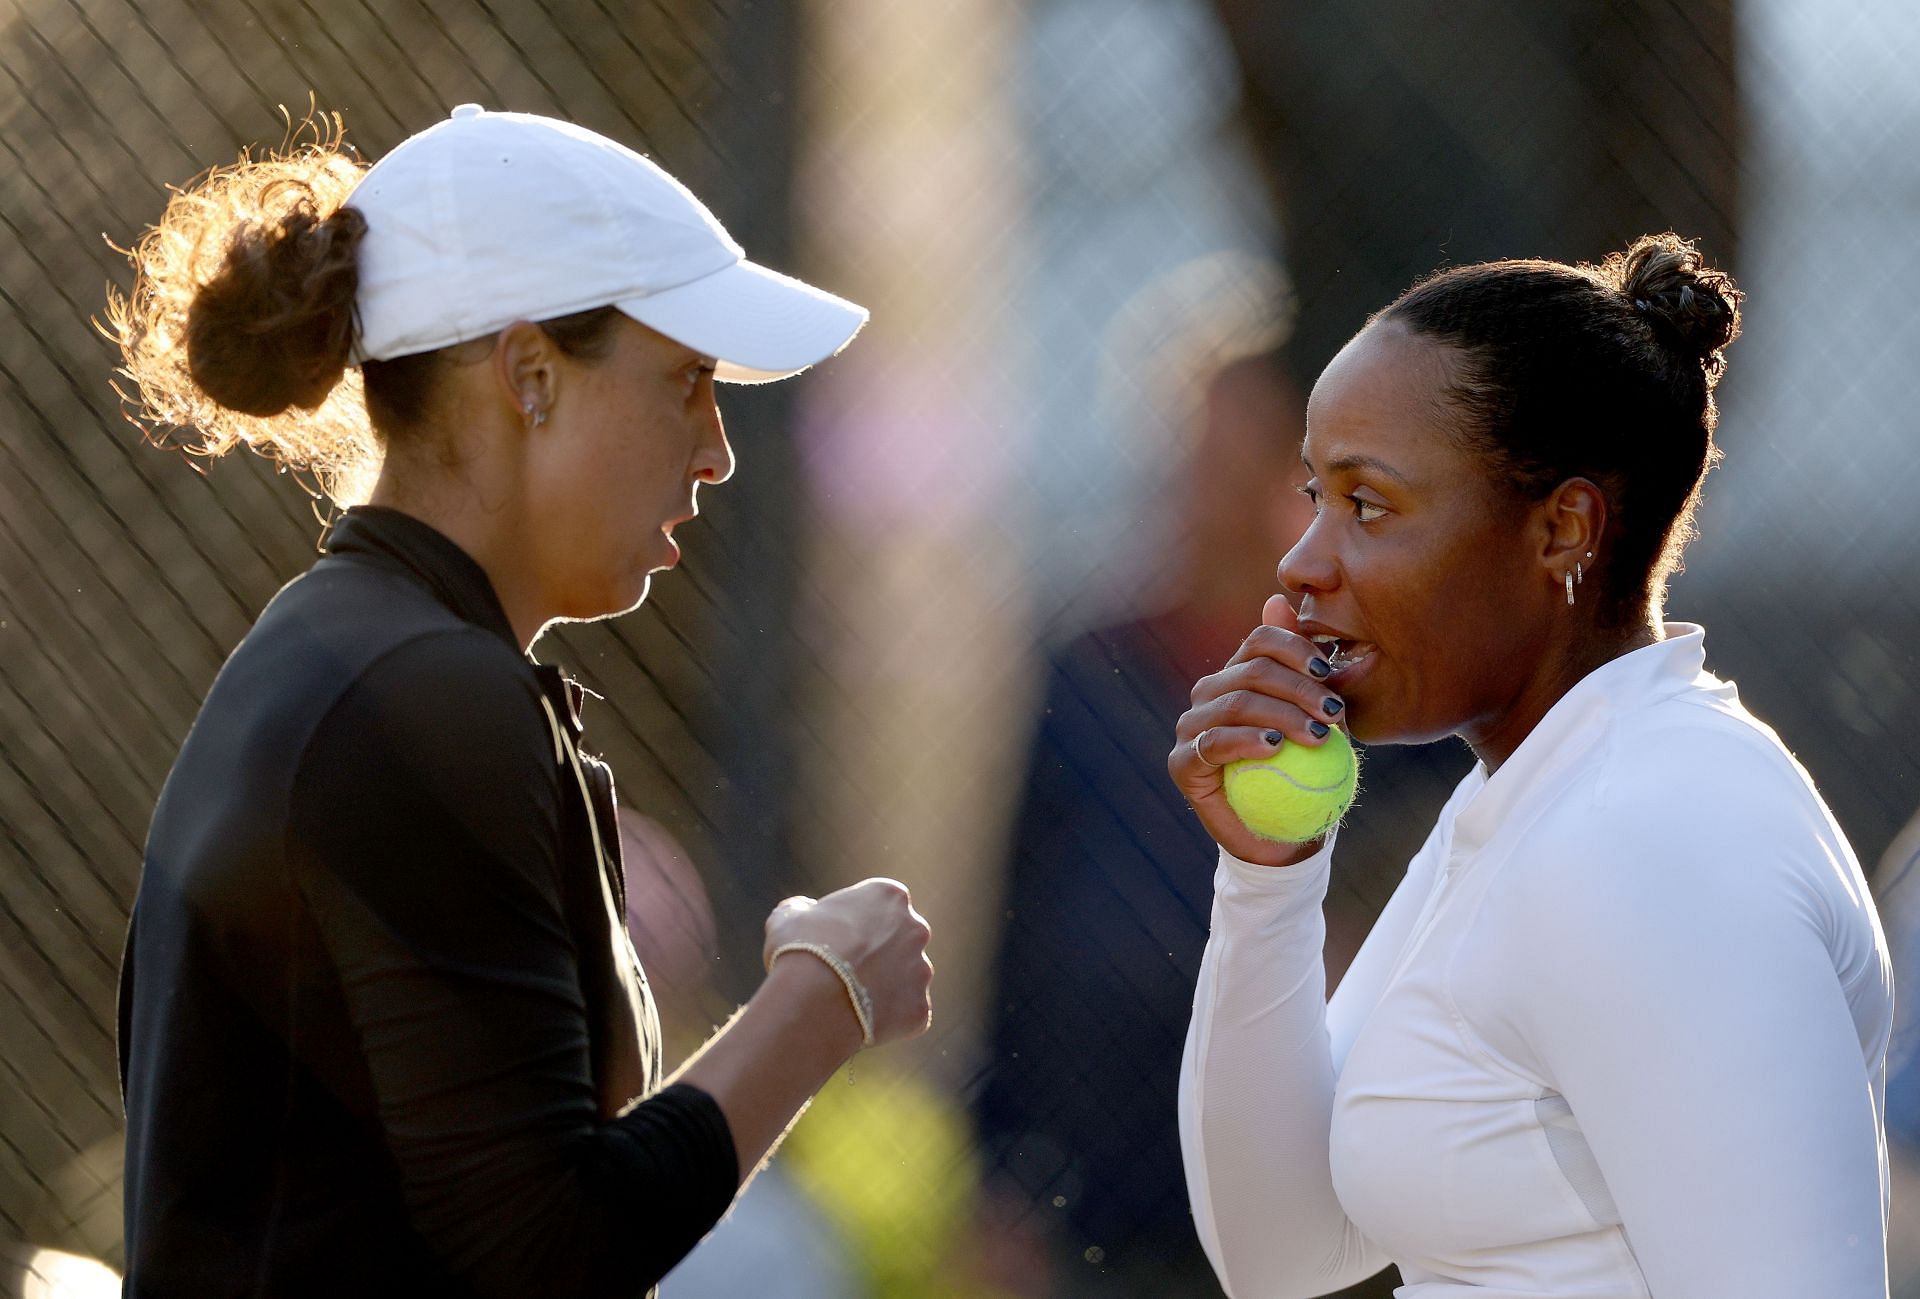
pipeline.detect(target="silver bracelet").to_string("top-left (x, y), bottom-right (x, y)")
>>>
top-left (766, 941), bottom-right (876, 1048)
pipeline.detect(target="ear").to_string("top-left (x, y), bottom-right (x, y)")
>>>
top-left (491, 321), bottom-right (561, 428)
top-left (1536, 476), bottom-right (1608, 590)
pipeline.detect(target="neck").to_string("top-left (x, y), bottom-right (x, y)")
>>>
top-left (367, 461), bottom-right (548, 652)
top-left (1466, 611), bottom-right (1662, 774)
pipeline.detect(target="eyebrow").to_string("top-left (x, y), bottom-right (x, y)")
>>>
top-left (1300, 451), bottom-right (1412, 484)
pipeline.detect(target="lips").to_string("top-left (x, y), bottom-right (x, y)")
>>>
top-left (660, 504), bottom-right (697, 544)
top-left (656, 509), bottom-right (694, 568)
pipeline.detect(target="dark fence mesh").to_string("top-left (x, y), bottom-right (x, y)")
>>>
top-left (3, 1), bottom-right (1918, 1296)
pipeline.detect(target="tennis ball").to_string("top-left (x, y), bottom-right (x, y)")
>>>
top-left (784, 1067), bottom-right (979, 1298)
top-left (1223, 727), bottom-right (1358, 843)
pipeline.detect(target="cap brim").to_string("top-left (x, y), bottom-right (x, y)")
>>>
top-left (615, 260), bottom-right (869, 384)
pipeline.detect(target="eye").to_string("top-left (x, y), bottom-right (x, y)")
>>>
top-left (685, 362), bottom-right (716, 396)
top-left (1300, 481), bottom-right (1386, 524)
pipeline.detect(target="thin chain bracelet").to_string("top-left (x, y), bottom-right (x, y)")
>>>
top-left (766, 942), bottom-right (876, 1049)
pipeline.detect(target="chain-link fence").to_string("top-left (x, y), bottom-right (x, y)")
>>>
top-left (4, 1), bottom-right (1919, 1296)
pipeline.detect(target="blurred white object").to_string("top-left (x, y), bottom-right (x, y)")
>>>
top-left (12, 1246), bottom-right (120, 1299)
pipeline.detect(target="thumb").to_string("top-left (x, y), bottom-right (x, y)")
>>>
top-left (1262, 592), bottom-right (1303, 631)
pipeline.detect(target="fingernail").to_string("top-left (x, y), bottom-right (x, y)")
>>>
top-left (1322, 696), bottom-right (1344, 716)
top-left (1308, 720), bottom-right (1330, 738)
top-left (1307, 657), bottom-right (1331, 679)
top-left (1264, 730), bottom-right (1284, 746)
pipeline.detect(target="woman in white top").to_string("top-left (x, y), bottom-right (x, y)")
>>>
top-left (1168, 234), bottom-right (1894, 1299)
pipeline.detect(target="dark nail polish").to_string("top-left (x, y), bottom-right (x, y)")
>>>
top-left (1323, 696), bottom-right (1345, 717)
top-left (1307, 657), bottom-right (1331, 679)
top-left (1264, 730), bottom-right (1284, 746)
top-left (1308, 720), bottom-right (1330, 738)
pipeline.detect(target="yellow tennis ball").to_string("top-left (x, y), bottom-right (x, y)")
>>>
top-left (783, 1068), bottom-right (979, 1298)
top-left (1223, 727), bottom-right (1358, 843)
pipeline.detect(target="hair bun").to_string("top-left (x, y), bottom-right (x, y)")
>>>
top-left (185, 195), bottom-right (367, 416)
top-left (1615, 232), bottom-right (1742, 379)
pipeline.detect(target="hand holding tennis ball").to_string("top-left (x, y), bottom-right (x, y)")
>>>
top-left (1222, 725), bottom-right (1357, 843)
top-left (1169, 592), bottom-right (1359, 865)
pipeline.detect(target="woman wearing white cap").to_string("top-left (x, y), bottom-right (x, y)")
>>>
top-left (109, 107), bottom-right (932, 1299)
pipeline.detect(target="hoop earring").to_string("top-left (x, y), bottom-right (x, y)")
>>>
top-left (1567, 549), bottom-right (1595, 606)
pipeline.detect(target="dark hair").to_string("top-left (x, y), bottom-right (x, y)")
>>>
top-left (1377, 232), bottom-right (1742, 623)
top-left (186, 192), bottom-right (368, 417)
top-left (109, 118), bottom-right (624, 505)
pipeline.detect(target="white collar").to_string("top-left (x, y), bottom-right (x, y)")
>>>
top-left (1448, 623), bottom-right (1727, 855)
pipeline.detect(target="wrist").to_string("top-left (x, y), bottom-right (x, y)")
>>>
top-left (1232, 835), bottom-right (1325, 868)
top-left (763, 950), bottom-right (866, 1060)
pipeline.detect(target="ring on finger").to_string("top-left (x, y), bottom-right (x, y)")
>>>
top-left (1193, 727), bottom-right (1224, 769)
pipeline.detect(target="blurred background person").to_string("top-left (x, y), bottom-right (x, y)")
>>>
top-left (971, 259), bottom-right (1308, 1298)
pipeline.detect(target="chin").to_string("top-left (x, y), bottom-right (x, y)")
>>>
top-left (616, 575), bottom-right (654, 615)
top-left (555, 578), bottom-right (653, 626)
top-left (1344, 713), bottom-right (1396, 747)
top-left (1346, 709), bottom-right (1462, 749)
top-left (1339, 693), bottom-right (1408, 747)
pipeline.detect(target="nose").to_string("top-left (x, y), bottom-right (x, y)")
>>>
top-left (1276, 511), bottom-right (1339, 596)
top-left (693, 397), bottom-right (734, 485)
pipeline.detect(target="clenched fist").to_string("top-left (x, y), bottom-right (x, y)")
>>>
top-left (764, 879), bottom-right (934, 1049)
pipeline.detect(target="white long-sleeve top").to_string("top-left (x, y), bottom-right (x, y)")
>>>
top-left (1180, 626), bottom-right (1894, 1299)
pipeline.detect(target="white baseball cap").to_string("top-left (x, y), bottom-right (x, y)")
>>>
top-left (345, 104), bottom-right (867, 382)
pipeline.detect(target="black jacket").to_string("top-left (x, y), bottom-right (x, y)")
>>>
top-left (120, 506), bottom-right (736, 1298)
